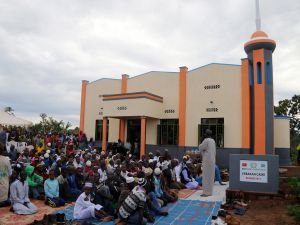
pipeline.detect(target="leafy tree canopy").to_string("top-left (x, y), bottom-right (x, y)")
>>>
top-left (274, 94), bottom-right (300, 135)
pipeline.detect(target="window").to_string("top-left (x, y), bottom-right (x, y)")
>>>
top-left (257, 62), bottom-right (262, 84)
top-left (95, 120), bottom-right (109, 142)
top-left (249, 63), bottom-right (254, 86)
top-left (266, 62), bottom-right (272, 84)
top-left (157, 119), bottom-right (178, 145)
top-left (198, 118), bottom-right (224, 148)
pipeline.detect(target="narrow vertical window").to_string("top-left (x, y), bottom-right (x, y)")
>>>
top-left (257, 62), bottom-right (262, 84)
top-left (266, 62), bottom-right (272, 84)
top-left (249, 63), bottom-right (254, 86)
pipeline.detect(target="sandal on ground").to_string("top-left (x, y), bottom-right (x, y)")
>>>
top-left (200, 194), bottom-right (211, 197)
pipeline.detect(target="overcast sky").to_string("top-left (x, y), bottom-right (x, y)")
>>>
top-left (0, 0), bottom-right (299, 127)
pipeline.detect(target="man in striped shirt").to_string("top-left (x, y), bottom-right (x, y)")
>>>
top-left (117, 178), bottom-right (147, 225)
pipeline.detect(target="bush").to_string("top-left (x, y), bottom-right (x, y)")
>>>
top-left (288, 205), bottom-right (300, 221)
top-left (288, 177), bottom-right (300, 200)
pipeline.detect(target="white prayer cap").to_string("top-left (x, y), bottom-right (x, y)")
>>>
top-left (46, 150), bottom-right (51, 154)
top-left (154, 167), bottom-right (161, 175)
top-left (126, 177), bottom-right (135, 184)
top-left (161, 161), bottom-right (169, 171)
top-left (47, 143), bottom-right (51, 147)
top-left (138, 178), bottom-right (147, 187)
top-left (101, 151), bottom-right (105, 155)
top-left (86, 160), bottom-right (92, 167)
top-left (84, 182), bottom-right (93, 188)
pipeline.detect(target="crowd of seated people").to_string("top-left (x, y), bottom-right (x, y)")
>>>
top-left (0, 126), bottom-right (225, 224)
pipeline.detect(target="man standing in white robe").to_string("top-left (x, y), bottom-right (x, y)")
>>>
top-left (10, 170), bottom-right (37, 215)
top-left (198, 129), bottom-right (216, 197)
top-left (73, 182), bottom-right (112, 221)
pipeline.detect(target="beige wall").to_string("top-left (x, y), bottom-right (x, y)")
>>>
top-left (103, 98), bottom-right (163, 118)
top-left (186, 64), bottom-right (242, 147)
top-left (84, 79), bottom-right (121, 139)
top-left (274, 118), bottom-right (290, 148)
top-left (127, 72), bottom-right (179, 119)
top-left (108, 118), bottom-right (119, 142)
top-left (146, 118), bottom-right (160, 145)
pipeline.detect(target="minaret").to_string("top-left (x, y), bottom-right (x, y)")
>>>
top-left (243, 0), bottom-right (276, 155)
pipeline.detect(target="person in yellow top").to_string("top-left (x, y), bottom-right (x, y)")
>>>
top-left (36, 142), bottom-right (44, 156)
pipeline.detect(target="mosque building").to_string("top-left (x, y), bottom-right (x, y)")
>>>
top-left (79, 3), bottom-right (290, 168)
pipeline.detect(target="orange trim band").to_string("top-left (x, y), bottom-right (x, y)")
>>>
top-left (103, 92), bottom-right (163, 103)
top-left (102, 117), bottom-right (108, 151)
top-left (140, 117), bottom-right (146, 159)
top-left (178, 66), bottom-right (187, 147)
top-left (241, 59), bottom-right (250, 148)
top-left (253, 49), bottom-right (266, 155)
top-left (244, 39), bottom-right (276, 48)
top-left (79, 80), bottom-right (88, 132)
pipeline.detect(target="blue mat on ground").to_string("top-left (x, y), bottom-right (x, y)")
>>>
top-left (54, 200), bottom-right (221, 225)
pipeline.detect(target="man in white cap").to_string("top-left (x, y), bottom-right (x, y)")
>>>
top-left (117, 176), bottom-right (135, 210)
top-left (117, 178), bottom-right (147, 225)
top-left (74, 182), bottom-right (112, 221)
top-left (180, 160), bottom-right (199, 190)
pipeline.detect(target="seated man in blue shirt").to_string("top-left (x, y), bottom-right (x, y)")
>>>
top-left (44, 169), bottom-right (65, 207)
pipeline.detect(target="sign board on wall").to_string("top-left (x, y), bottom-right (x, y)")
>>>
top-left (240, 160), bottom-right (268, 183)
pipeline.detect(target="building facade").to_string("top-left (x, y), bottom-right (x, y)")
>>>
top-left (79, 33), bottom-right (290, 168)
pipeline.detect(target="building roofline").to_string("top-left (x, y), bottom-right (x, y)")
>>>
top-left (87, 62), bottom-right (241, 84)
top-left (88, 77), bottom-right (120, 85)
top-left (188, 62), bottom-right (240, 72)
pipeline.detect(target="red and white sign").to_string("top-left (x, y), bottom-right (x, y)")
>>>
top-left (240, 160), bottom-right (268, 183)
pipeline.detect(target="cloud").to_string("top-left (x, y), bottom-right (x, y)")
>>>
top-left (0, 0), bottom-right (299, 127)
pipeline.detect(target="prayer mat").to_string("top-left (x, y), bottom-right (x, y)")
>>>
top-left (52, 205), bottom-right (113, 225)
top-left (0, 200), bottom-right (73, 225)
top-left (53, 200), bottom-right (221, 225)
top-left (177, 189), bottom-right (199, 199)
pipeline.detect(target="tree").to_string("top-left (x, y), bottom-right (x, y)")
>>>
top-left (40, 113), bottom-right (47, 134)
top-left (274, 94), bottom-right (300, 136)
top-left (275, 94), bottom-right (300, 163)
top-left (4, 107), bottom-right (14, 115)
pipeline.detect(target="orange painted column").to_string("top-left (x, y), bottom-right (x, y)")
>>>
top-left (140, 116), bottom-right (146, 158)
top-left (119, 119), bottom-right (125, 142)
top-left (79, 80), bottom-right (89, 132)
top-left (241, 59), bottom-right (250, 149)
top-left (121, 74), bottom-right (129, 94)
top-left (119, 74), bottom-right (129, 142)
top-left (178, 66), bottom-right (188, 147)
top-left (253, 49), bottom-right (266, 155)
top-left (102, 117), bottom-right (108, 151)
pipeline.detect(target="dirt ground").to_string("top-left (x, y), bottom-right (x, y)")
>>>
top-left (235, 199), bottom-right (300, 225)
top-left (224, 166), bottom-right (300, 225)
